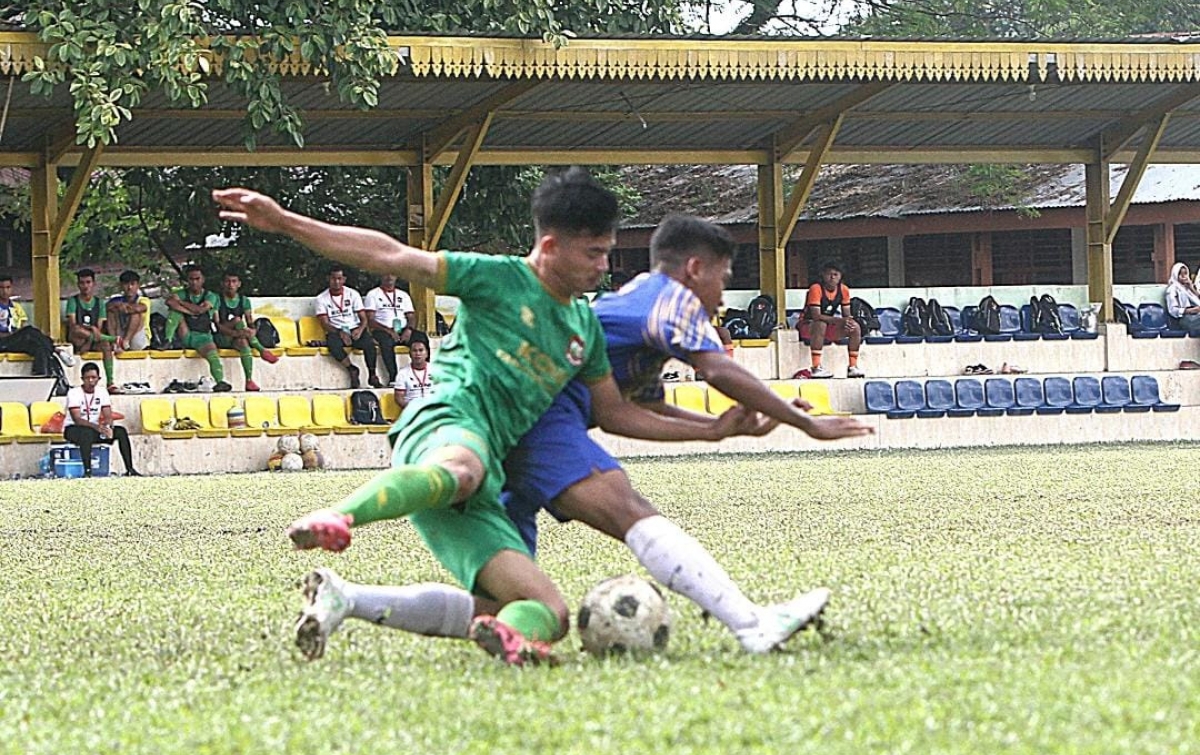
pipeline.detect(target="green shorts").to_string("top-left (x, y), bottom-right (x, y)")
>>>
top-left (391, 402), bottom-right (529, 593)
top-left (213, 332), bottom-right (251, 350)
top-left (179, 331), bottom-right (215, 350)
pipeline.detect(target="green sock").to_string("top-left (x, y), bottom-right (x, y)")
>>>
top-left (249, 336), bottom-right (265, 352)
top-left (164, 311), bottom-right (181, 341)
top-left (204, 350), bottom-right (224, 382)
top-left (239, 347), bottom-right (253, 379)
top-left (334, 465), bottom-right (457, 526)
top-left (98, 333), bottom-right (117, 343)
top-left (496, 600), bottom-right (561, 642)
top-left (103, 355), bottom-right (114, 385)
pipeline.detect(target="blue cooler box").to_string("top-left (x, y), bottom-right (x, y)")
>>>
top-left (50, 443), bottom-right (110, 477)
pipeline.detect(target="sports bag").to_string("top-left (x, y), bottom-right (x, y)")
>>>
top-left (926, 298), bottom-right (954, 336)
top-left (902, 297), bottom-right (932, 336)
top-left (254, 317), bottom-right (281, 349)
top-left (1031, 294), bottom-right (1063, 334)
top-left (349, 390), bottom-right (387, 425)
top-left (746, 295), bottom-right (777, 338)
top-left (975, 295), bottom-right (1002, 335)
top-left (849, 297), bottom-right (881, 333)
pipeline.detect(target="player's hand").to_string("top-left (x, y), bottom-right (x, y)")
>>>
top-left (212, 188), bottom-right (291, 234)
top-left (713, 406), bottom-right (776, 438)
top-left (803, 415), bottom-right (874, 440)
top-left (340, 331), bottom-right (352, 346)
top-left (792, 397), bottom-right (814, 413)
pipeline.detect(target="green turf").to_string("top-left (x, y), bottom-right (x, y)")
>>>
top-left (1, 444), bottom-right (1197, 754)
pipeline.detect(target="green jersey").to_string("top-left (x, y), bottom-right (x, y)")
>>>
top-left (417, 251), bottom-right (610, 457)
top-left (174, 288), bottom-right (220, 333)
top-left (66, 295), bottom-right (107, 328)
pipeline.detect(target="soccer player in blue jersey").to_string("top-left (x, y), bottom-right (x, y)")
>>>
top-left (502, 214), bottom-right (872, 653)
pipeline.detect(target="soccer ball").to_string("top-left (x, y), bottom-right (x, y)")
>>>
top-left (266, 450), bottom-right (285, 472)
top-left (577, 575), bottom-right (670, 656)
top-left (280, 452), bottom-right (304, 472)
top-left (301, 449), bottom-right (323, 470)
top-left (277, 435), bottom-right (301, 455)
top-left (299, 433), bottom-right (320, 453)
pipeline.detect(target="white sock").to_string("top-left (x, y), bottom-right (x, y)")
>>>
top-left (343, 582), bottom-right (474, 638)
top-left (624, 515), bottom-right (759, 631)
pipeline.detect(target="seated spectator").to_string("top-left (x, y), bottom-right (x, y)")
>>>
top-left (64, 361), bottom-right (140, 477)
top-left (65, 268), bottom-right (117, 390)
top-left (164, 265), bottom-right (232, 392)
top-left (105, 269), bottom-right (150, 352)
top-left (392, 332), bottom-right (435, 412)
top-left (798, 261), bottom-right (863, 379)
top-left (0, 273), bottom-right (58, 377)
top-left (214, 269), bottom-right (279, 392)
top-left (316, 266), bottom-right (378, 388)
top-left (364, 273), bottom-right (425, 387)
top-left (1164, 262), bottom-right (1200, 335)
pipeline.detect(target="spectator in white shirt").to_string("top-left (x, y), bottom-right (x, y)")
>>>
top-left (315, 266), bottom-right (378, 389)
top-left (392, 333), bottom-right (435, 413)
top-left (63, 362), bottom-right (140, 477)
top-left (364, 273), bottom-right (425, 386)
top-left (1165, 262), bottom-right (1200, 335)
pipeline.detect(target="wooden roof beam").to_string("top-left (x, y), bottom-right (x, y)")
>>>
top-left (51, 144), bottom-right (104, 254)
top-left (779, 115), bottom-right (842, 248)
top-left (771, 81), bottom-right (892, 160)
top-left (1106, 114), bottom-right (1168, 246)
top-left (427, 114), bottom-right (491, 249)
top-left (420, 80), bottom-right (540, 161)
top-left (1098, 82), bottom-right (1200, 161)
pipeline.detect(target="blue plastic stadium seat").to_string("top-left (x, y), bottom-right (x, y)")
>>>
top-left (982, 304), bottom-right (1016, 342)
top-left (895, 379), bottom-right (934, 418)
top-left (1059, 303), bottom-right (1098, 340)
top-left (924, 379), bottom-right (958, 416)
top-left (986, 377), bottom-right (1033, 416)
top-left (864, 381), bottom-right (898, 415)
top-left (1131, 303), bottom-right (1163, 338)
top-left (1028, 302), bottom-right (1071, 341)
top-left (1140, 303), bottom-right (1184, 338)
top-left (1130, 375), bottom-right (1181, 412)
top-left (1100, 375), bottom-right (1146, 413)
top-left (1036, 377), bottom-right (1071, 415)
top-left (955, 305), bottom-right (983, 342)
top-left (954, 378), bottom-right (1000, 417)
top-left (1070, 376), bottom-right (1103, 414)
top-left (865, 307), bottom-right (901, 345)
top-left (1011, 304), bottom-right (1041, 341)
top-left (1015, 377), bottom-right (1058, 414)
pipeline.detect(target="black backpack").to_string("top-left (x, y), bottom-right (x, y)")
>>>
top-left (849, 297), bottom-right (881, 333)
top-left (902, 297), bottom-right (932, 336)
top-left (746, 295), bottom-right (777, 338)
top-left (975, 295), bottom-right (1002, 335)
top-left (349, 390), bottom-right (387, 425)
top-left (724, 317), bottom-right (751, 339)
top-left (148, 311), bottom-right (180, 350)
top-left (926, 298), bottom-right (954, 336)
top-left (1113, 298), bottom-right (1134, 329)
top-left (1030, 294), bottom-right (1063, 334)
top-left (254, 317), bottom-right (280, 349)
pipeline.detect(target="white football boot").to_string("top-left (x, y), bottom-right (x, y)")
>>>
top-left (736, 587), bottom-right (831, 654)
top-left (294, 568), bottom-right (354, 660)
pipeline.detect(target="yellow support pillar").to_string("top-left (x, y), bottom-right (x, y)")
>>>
top-left (1085, 160), bottom-right (1113, 322)
top-left (756, 159), bottom-right (785, 322)
top-left (407, 161), bottom-right (436, 332)
top-left (30, 161), bottom-right (60, 339)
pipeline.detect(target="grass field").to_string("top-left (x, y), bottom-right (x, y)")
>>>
top-left (2, 444), bottom-right (1198, 754)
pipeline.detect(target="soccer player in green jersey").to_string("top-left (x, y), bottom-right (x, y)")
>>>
top-left (213, 169), bottom-right (765, 665)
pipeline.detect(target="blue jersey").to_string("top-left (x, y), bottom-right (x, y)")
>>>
top-left (503, 272), bottom-right (724, 554)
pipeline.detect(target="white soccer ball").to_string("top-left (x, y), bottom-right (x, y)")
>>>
top-left (277, 435), bottom-right (301, 455)
top-left (280, 452), bottom-right (304, 472)
top-left (577, 575), bottom-right (671, 656)
top-left (298, 433), bottom-right (320, 453)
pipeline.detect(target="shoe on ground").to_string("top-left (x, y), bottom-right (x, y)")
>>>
top-left (348, 365), bottom-right (361, 389)
top-left (368, 374), bottom-right (383, 389)
top-left (792, 368), bottom-right (812, 379)
top-left (469, 616), bottom-right (556, 666)
top-left (106, 384), bottom-right (123, 395)
top-left (287, 509), bottom-right (353, 552)
top-left (213, 380), bottom-right (232, 393)
top-left (55, 346), bottom-right (77, 367)
top-left (245, 379), bottom-right (260, 392)
top-left (808, 365), bottom-right (833, 379)
top-left (260, 348), bottom-right (279, 364)
top-left (847, 366), bottom-right (865, 378)
top-left (294, 568), bottom-right (354, 661)
top-left (736, 587), bottom-right (831, 654)
top-left (197, 375), bottom-right (217, 393)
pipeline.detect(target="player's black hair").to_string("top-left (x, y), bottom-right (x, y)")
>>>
top-left (820, 260), bottom-right (843, 274)
top-left (408, 332), bottom-right (430, 351)
top-left (80, 361), bottom-right (100, 376)
top-left (532, 167), bottom-right (620, 238)
top-left (222, 268), bottom-right (241, 280)
top-left (0, 274), bottom-right (12, 284)
top-left (118, 270), bottom-right (140, 284)
top-left (650, 214), bottom-right (735, 270)
top-left (76, 268), bottom-right (96, 280)
top-left (182, 264), bottom-right (203, 278)
top-left (327, 264), bottom-right (346, 277)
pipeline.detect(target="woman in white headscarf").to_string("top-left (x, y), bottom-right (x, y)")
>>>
top-left (1164, 261), bottom-right (1200, 334)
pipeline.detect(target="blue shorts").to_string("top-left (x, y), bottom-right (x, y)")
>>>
top-left (502, 389), bottom-right (622, 557)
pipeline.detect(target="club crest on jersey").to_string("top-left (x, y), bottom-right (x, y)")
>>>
top-left (521, 306), bottom-right (536, 328)
top-left (566, 335), bottom-right (586, 366)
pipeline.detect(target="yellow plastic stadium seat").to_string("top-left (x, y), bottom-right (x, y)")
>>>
top-left (183, 349), bottom-right (202, 358)
top-left (769, 381), bottom-right (799, 402)
top-left (798, 382), bottom-right (851, 417)
top-left (672, 384), bottom-right (708, 415)
top-left (312, 394), bottom-right (364, 435)
top-left (394, 345), bottom-right (410, 355)
top-left (278, 395), bottom-right (330, 435)
top-left (381, 392), bottom-right (401, 422)
top-left (140, 398), bottom-right (195, 439)
top-left (660, 384), bottom-right (675, 405)
top-left (4, 353), bottom-right (33, 362)
top-left (295, 316), bottom-right (329, 356)
top-left (217, 348), bottom-right (241, 358)
top-left (736, 338), bottom-right (772, 348)
top-left (174, 396), bottom-right (230, 439)
top-left (706, 387), bottom-right (738, 415)
top-left (0, 434), bottom-right (12, 444)
top-left (244, 395), bottom-right (290, 437)
top-left (116, 350), bottom-right (149, 360)
top-left (149, 349), bottom-right (184, 359)
top-left (208, 395), bottom-right (245, 431)
top-left (268, 317), bottom-right (301, 348)
top-left (30, 401), bottom-right (63, 434)
top-left (81, 351), bottom-right (103, 361)
top-left (0, 401), bottom-right (46, 443)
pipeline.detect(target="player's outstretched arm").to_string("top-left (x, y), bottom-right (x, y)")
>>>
top-left (691, 350), bottom-right (874, 441)
top-left (589, 376), bottom-right (762, 442)
top-left (212, 188), bottom-right (440, 288)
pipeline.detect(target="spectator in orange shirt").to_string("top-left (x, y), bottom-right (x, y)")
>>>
top-left (799, 262), bottom-right (862, 379)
